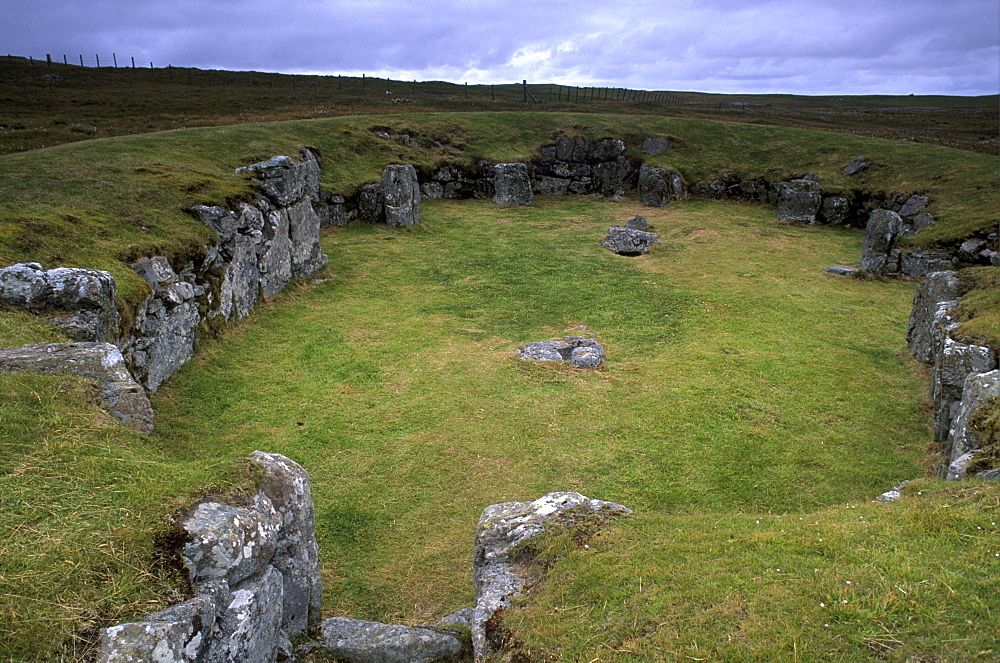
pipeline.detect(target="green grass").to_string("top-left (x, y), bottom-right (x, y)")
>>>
top-left (0, 111), bottom-right (997, 661)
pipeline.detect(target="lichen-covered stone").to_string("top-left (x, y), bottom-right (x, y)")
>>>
top-left (775, 180), bottom-right (822, 223)
top-left (933, 339), bottom-right (996, 443)
top-left (0, 342), bottom-right (153, 433)
top-left (182, 498), bottom-right (282, 587)
top-left (381, 164), bottom-right (422, 227)
top-left (908, 271), bottom-right (960, 363)
top-left (204, 566), bottom-right (285, 663)
top-left (472, 492), bottom-right (631, 661)
top-left (97, 595), bottom-right (217, 663)
top-left (860, 209), bottom-right (904, 275)
top-left (492, 163), bottom-right (534, 206)
top-left (820, 197), bottom-right (851, 225)
top-left (0, 262), bottom-right (120, 342)
top-left (317, 617), bottom-right (468, 663)
top-left (251, 451), bottom-right (323, 634)
top-left (637, 165), bottom-right (685, 207)
top-left (843, 156), bottom-right (870, 176)
top-left (602, 225), bottom-right (659, 255)
top-left (945, 370), bottom-right (1000, 479)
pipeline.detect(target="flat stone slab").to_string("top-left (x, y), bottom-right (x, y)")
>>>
top-left (0, 342), bottom-right (153, 433)
top-left (824, 266), bottom-right (860, 276)
top-left (317, 617), bottom-right (468, 663)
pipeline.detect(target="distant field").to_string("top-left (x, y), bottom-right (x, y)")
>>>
top-left (1, 56), bottom-right (996, 156)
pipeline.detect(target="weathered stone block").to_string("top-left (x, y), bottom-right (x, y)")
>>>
top-left (907, 271), bottom-right (960, 363)
top-left (381, 164), bottom-right (421, 228)
top-left (317, 618), bottom-right (468, 663)
top-left (860, 209), bottom-right (904, 275)
top-left (492, 163), bottom-right (534, 206)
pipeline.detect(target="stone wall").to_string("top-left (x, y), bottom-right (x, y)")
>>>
top-left (907, 271), bottom-right (999, 479)
top-left (96, 451), bottom-right (322, 663)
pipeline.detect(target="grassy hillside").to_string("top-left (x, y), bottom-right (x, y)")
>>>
top-left (0, 110), bottom-right (997, 661)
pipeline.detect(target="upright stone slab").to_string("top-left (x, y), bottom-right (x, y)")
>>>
top-left (775, 180), bottom-right (822, 223)
top-left (287, 199), bottom-right (328, 275)
top-left (932, 339), bottom-right (997, 443)
top-left (637, 165), bottom-right (685, 207)
top-left (492, 163), bottom-right (534, 206)
top-left (945, 370), bottom-right (1000, 479)
top-left (907, 271), bottom-right (960, 363)
top-left (381, 164), bottom-right (422, 227)
top-left (860, 209), bottom-right (904, 275)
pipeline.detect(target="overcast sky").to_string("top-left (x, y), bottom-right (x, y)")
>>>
top-left (5, 0), bottom-right (998, 95)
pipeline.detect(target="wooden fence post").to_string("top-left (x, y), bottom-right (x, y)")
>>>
top-left (113, 53), bottom-right (117, 67)
top-left (95, 54), bottom-right (100, 67)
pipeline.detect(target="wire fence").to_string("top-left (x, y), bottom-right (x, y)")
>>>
top-left (5, 53), bottom-right (771, 112)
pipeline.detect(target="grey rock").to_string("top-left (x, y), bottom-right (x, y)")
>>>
top-left (421, 181), bottom-right (444, 199)
top-left (438, 607), bottom-right (475, 628)
top-left (625, 215), bottom-right (648, 231)
top-left (251, 451), bottom-right (323, 634)
top-left (97, 595), bottom-right (217, 663)
top-left (555, 136), bottom-right (591, 162)
top-left (945, 370), bottom-right (1000, 478)
top-left (381, 164), bottom-right (422, 228)
top-left (516, 340), bottom-right (571, 362)
top-left (959, 238), bottom-right (988, 262)
top-left (259, 210), bottom-right (293, 298)
top-left (859, 209), bottom-right (904, 275)
top-left (602, 225), bottom-right (659, 255)
top-left (933, 340), bottom-right (997, 443)
top-left (358, 183), bottom-right (385, 222)
top-left (0, 262), bottom-right (120, 342)
top-left (899, 249), bottom-right (955, 278)
top-left (204, 566), bottom-right (285, 663)
top-left (820, 197), bottom-right (851, 225)
top-left (642, 135), bottom-right (674, 155)
top-left (317, 617), bottom-right (468, 663)
top-left (492, 163), bottom-right (534, 206)
top-left (286, 199), bottom-right (328, 276)
top-left (235, 150), bottom-right (320, 207)
top-left (570, 345), bottom-right (604, 369)
top-left (977, 468), bottom-right (1000, 480)
top-left (872, 481), bottom-right (909, 503)
top-left (590, 138), bottom-right (626, 162)
top-left (947, 451), bottom-right (979, 482)
top-left (825, 266), bottom-right (859, 277)
top-left (911, 211), bottom-right (935, 232)
top-left (0, 342), bottom-right (153, 433)
top-left (907, 271), bottom-right (960, 363)
top-left (182, 498), bottom-right (282, 587)
top-left (898, 195), bottom-right (929, 220)
top-left (534, 176), bottom-right (571, 196)
top-left (637, 165), bottom-right (685, 207)
top-left (472, 492), bottom-right (631, 661)
top-left (775, 180), bottom-right (822, 223)
top-left (843, 156), bottom-right (871, 176)
top-left (591, 159), bottom-right (638, 193)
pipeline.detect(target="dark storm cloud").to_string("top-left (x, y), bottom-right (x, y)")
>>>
top-left (4, 0), bottom-right (997, 94)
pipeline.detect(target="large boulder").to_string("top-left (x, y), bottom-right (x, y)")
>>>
top-left (637, 165), bottom-right (685, 207)
top-left (775, 180), bottom-right (822, 223)
top-left (472, 492), bottom-right (631, 661)
top-left (492, 163), bottom-right (534, 206)
top-left (859, 209), bottom-right (904, 275)
top-left (0, 262), bottom-right (120, 342)
top-left (316, 618), bottom-right (468, 663)
top-left (0, 342), bottom-right (153, 433)
top-left (381, 164), bottom-right (422, 228)
top-left (907, 271), bottom-right (961, 363)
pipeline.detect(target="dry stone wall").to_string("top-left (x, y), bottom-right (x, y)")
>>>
top-left (907, 271), bottom-right (999, 480)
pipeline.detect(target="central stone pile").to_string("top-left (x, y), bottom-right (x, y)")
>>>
top-left (517, 335), bottom-right (605, 369)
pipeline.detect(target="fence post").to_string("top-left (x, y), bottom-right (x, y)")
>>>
top-left (113, 53), bottom-right (117, 67)
top-left (95, 54), bottom-right (100, 67)
top-left (491, 84), bottom-right (494, 101)
top-left (362, 73), bottom-right (365, 91)
top-left (46, 54), bottom-right (51, 67)
top-left (523, 79), bottom-right (528, 103)
top-left (131, 56), bottom-right (135, 68)
top-left (413, 79), bottom-right (417, 96)
top-left (63, 54), bottom-right (67, 65)
top-left (465, 82), bottom-right (468, 98)
top-left (79, 54), bottom-right (83, 66)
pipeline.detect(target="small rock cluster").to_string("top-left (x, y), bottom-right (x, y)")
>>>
top-left (517, 335), bottom-right (606, 369)
top-left (907, 271), bottom-right (999, 479)
top-left (603, 215), bottom-right (660, 256)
